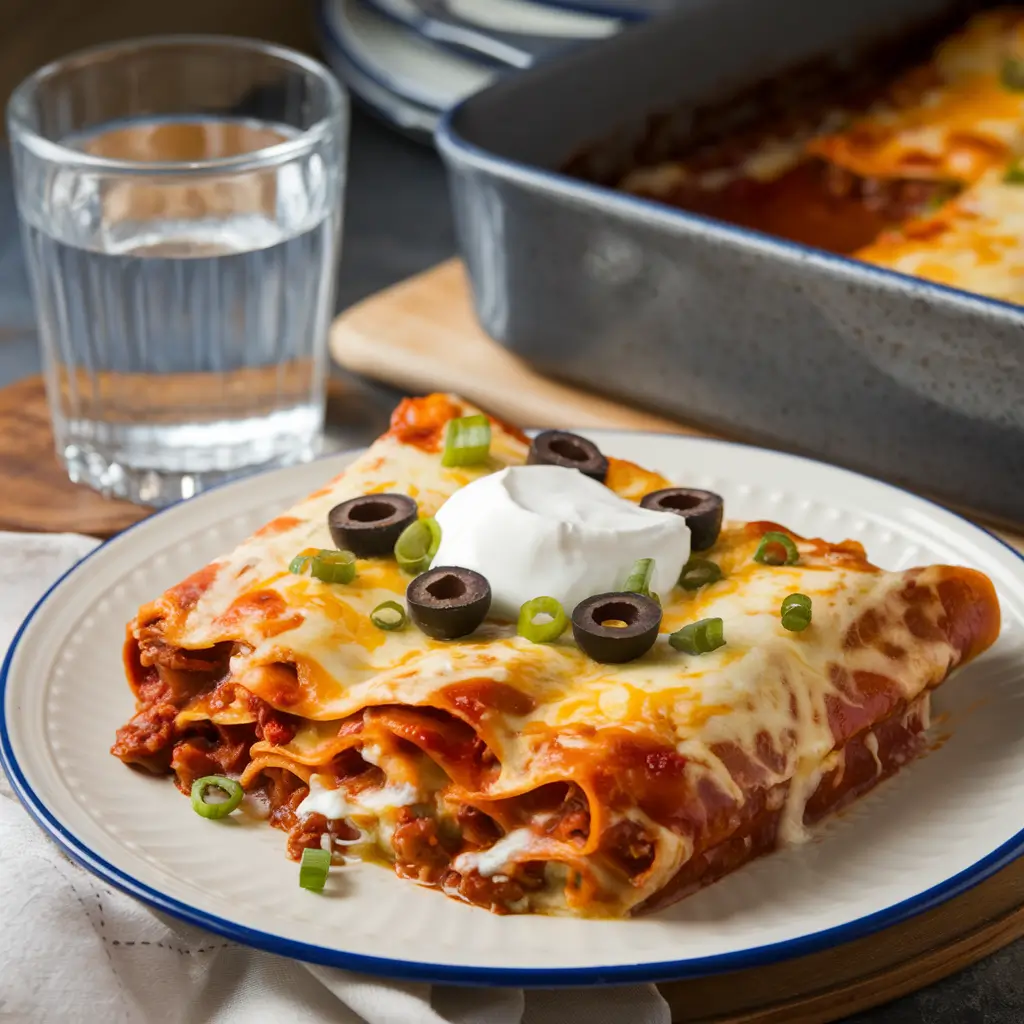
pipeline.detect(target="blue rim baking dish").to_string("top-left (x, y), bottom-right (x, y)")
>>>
top-left (437, 0), bottom-right (1024, 523)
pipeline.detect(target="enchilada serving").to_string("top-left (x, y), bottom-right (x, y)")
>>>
top-left (112, 395), bottom-right (1000, 917)
top-left (618, 8), bottom-right (1024, 304)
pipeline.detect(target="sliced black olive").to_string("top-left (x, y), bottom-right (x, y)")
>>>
top-left (640, 488), bottom-right (724, 551)
top-left (527, 430), bottom-right (609, 483)
top-left (571, 592), bottom-right (662, 664)
top-left (407, 566), bottom-right (492, 640)
top-left (328, 493), bottom-right (418, 557)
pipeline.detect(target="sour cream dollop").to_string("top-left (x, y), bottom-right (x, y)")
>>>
top-left (431, 465), bottom-right (691, 621)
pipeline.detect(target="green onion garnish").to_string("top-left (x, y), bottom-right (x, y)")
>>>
top-left (679, 557), bottom-right (722, 591)
top-left (517, 596), bottom-right (568, 644)
top-left (299, 847), bottom-right (331, 892)
top-left (394, 516), bottom-right (442, 574)
top-left (781, 592), bottom-right (812, 632)
top-left (753, 531), bottom-right (800, 566)
top-left (290, 549), bottom-right (357, 584)
top-left (1001, 56), bottom-right (1024, 91)
top-left (1005, 158), bottom-right (1024, 185)
top-left (669, 617), bottom-right (726, 655)
top-left (190, 775), bottom-right (244, 820)
top-left (371, 600), bottom-right (408, 631)
top-left (623, 557), bottom-right (655, 597)
top-left (313, 550), bottom-right (357, 584)
top-left (441, 414), bottom-right (492, 467)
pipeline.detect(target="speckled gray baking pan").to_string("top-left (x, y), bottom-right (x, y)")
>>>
top-left (437, 0), bottom-right (1024, 523)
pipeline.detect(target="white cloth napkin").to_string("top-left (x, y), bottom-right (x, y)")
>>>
top-left (0, 531), bottom-right (671, 1024)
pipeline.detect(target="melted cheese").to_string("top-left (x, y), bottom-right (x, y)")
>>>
top-left (864, 731), bottom-right (883, 776)
top-left (298, 774), bottom-right (421, 819)
top-left (623, 7), bottom-right (1024, 199)
top-left (856, 168), bottom-right (1024, 301)
top-left (615, 9), bottom-right (1024, 306)
top-left (453, 828), bottom-right (540, 878)
top-left (810, 11), bottom-right (1024, 181)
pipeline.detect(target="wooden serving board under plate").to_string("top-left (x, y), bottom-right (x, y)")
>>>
top-left (1, 260), bottom-right (1023, 1022)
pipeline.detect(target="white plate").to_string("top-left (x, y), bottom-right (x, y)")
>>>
top-left (527, 0), bottom-right (671, 18)
top-left (3, 434), bottom-right (1024, 985)
top-left (432, 0), bottom-right (619, 36)
top-left (366, 0), bottom-right (620, 69)
top-left (322, 0), bottom-right (495, 112)
top-left (317, 6), bottom-right (441, 139)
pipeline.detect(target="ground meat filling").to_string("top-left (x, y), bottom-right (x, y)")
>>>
top-left (392, 810), bottom-right (455, 885)
top-left (600, 819), bottom-right (657, 879)
top-left (245, 692), bottom-right (299, 747)
top-left (169, 723), bottom-right (255, 793)
top-left (442, 862), bottom-right (547, 914)
top-left (110, 703), bottom-right (179, 772)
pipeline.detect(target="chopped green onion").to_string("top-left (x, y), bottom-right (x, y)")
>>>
top-left (190, 776), bottom-right (244, 820)
top-left (623, 558), bottom-right (655, 597)
top-left (313, 550), bottom-right (357, 584)
top-left (669, 617), bottom-right (726, 655)
top-left (1001, 56), bottom-right (1024, 91)
top-left (289, 554), bottom-right (311, 575)
top-left (753, 531), bottom-right (800, 566)
top-left (299, 847), bottom-right (331, 892)
top-left (291, 548), bottom-right (357, 584)
top-left (517, 596), bottom-right (569, 643)
top-left (1005, 158), bottom-right (1024, 185)
top-left (371, 600), bottom-right (407, 631)
top-left (781, 592), bottom-right (812, 632)
top-left (441, 414), bottom-right (492, 467)
top-left (782, 608), bottom-right (812, 632)
top-left (678, 557), bottom-right (723, 591)
top-left (289, 549), bottom-right (357, 584)
top-left (394, 516), bottom-right (442, 574)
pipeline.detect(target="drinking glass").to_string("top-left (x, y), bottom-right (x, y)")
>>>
top-left (8, 37), bottom-right (348, 506)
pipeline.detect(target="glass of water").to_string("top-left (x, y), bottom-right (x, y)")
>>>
top-left (8, 37), bottom-right (347, 506)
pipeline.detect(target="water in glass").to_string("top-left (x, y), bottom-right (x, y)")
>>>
top-left (18, 115), bottom-right (340, 506)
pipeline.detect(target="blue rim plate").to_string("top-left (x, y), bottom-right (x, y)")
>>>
top-left (2, 433), bottom-right (1023, 985)
top-left (363, 0), bottom-right (620, 70)
top-left (316, 4), bottom-right (440, 140)
top-left (320, 0), bottom-right (495, 112)
top-left (528, 0), bottom-right (659, 20)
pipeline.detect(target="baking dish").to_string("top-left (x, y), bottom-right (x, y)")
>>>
top-left (436, 0), bottom-right (1024, 523)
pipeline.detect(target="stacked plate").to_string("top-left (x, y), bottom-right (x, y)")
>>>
top-left (316, 0), bottom-right (667, 141)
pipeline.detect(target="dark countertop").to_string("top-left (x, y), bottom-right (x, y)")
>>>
top-left (1, 106), bottom-right (1021, 1024)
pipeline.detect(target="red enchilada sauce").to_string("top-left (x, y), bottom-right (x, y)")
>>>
top-left (627, 156), bottom-right (953, 254)
top-left (387, 394), bottom-right (529, 452)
